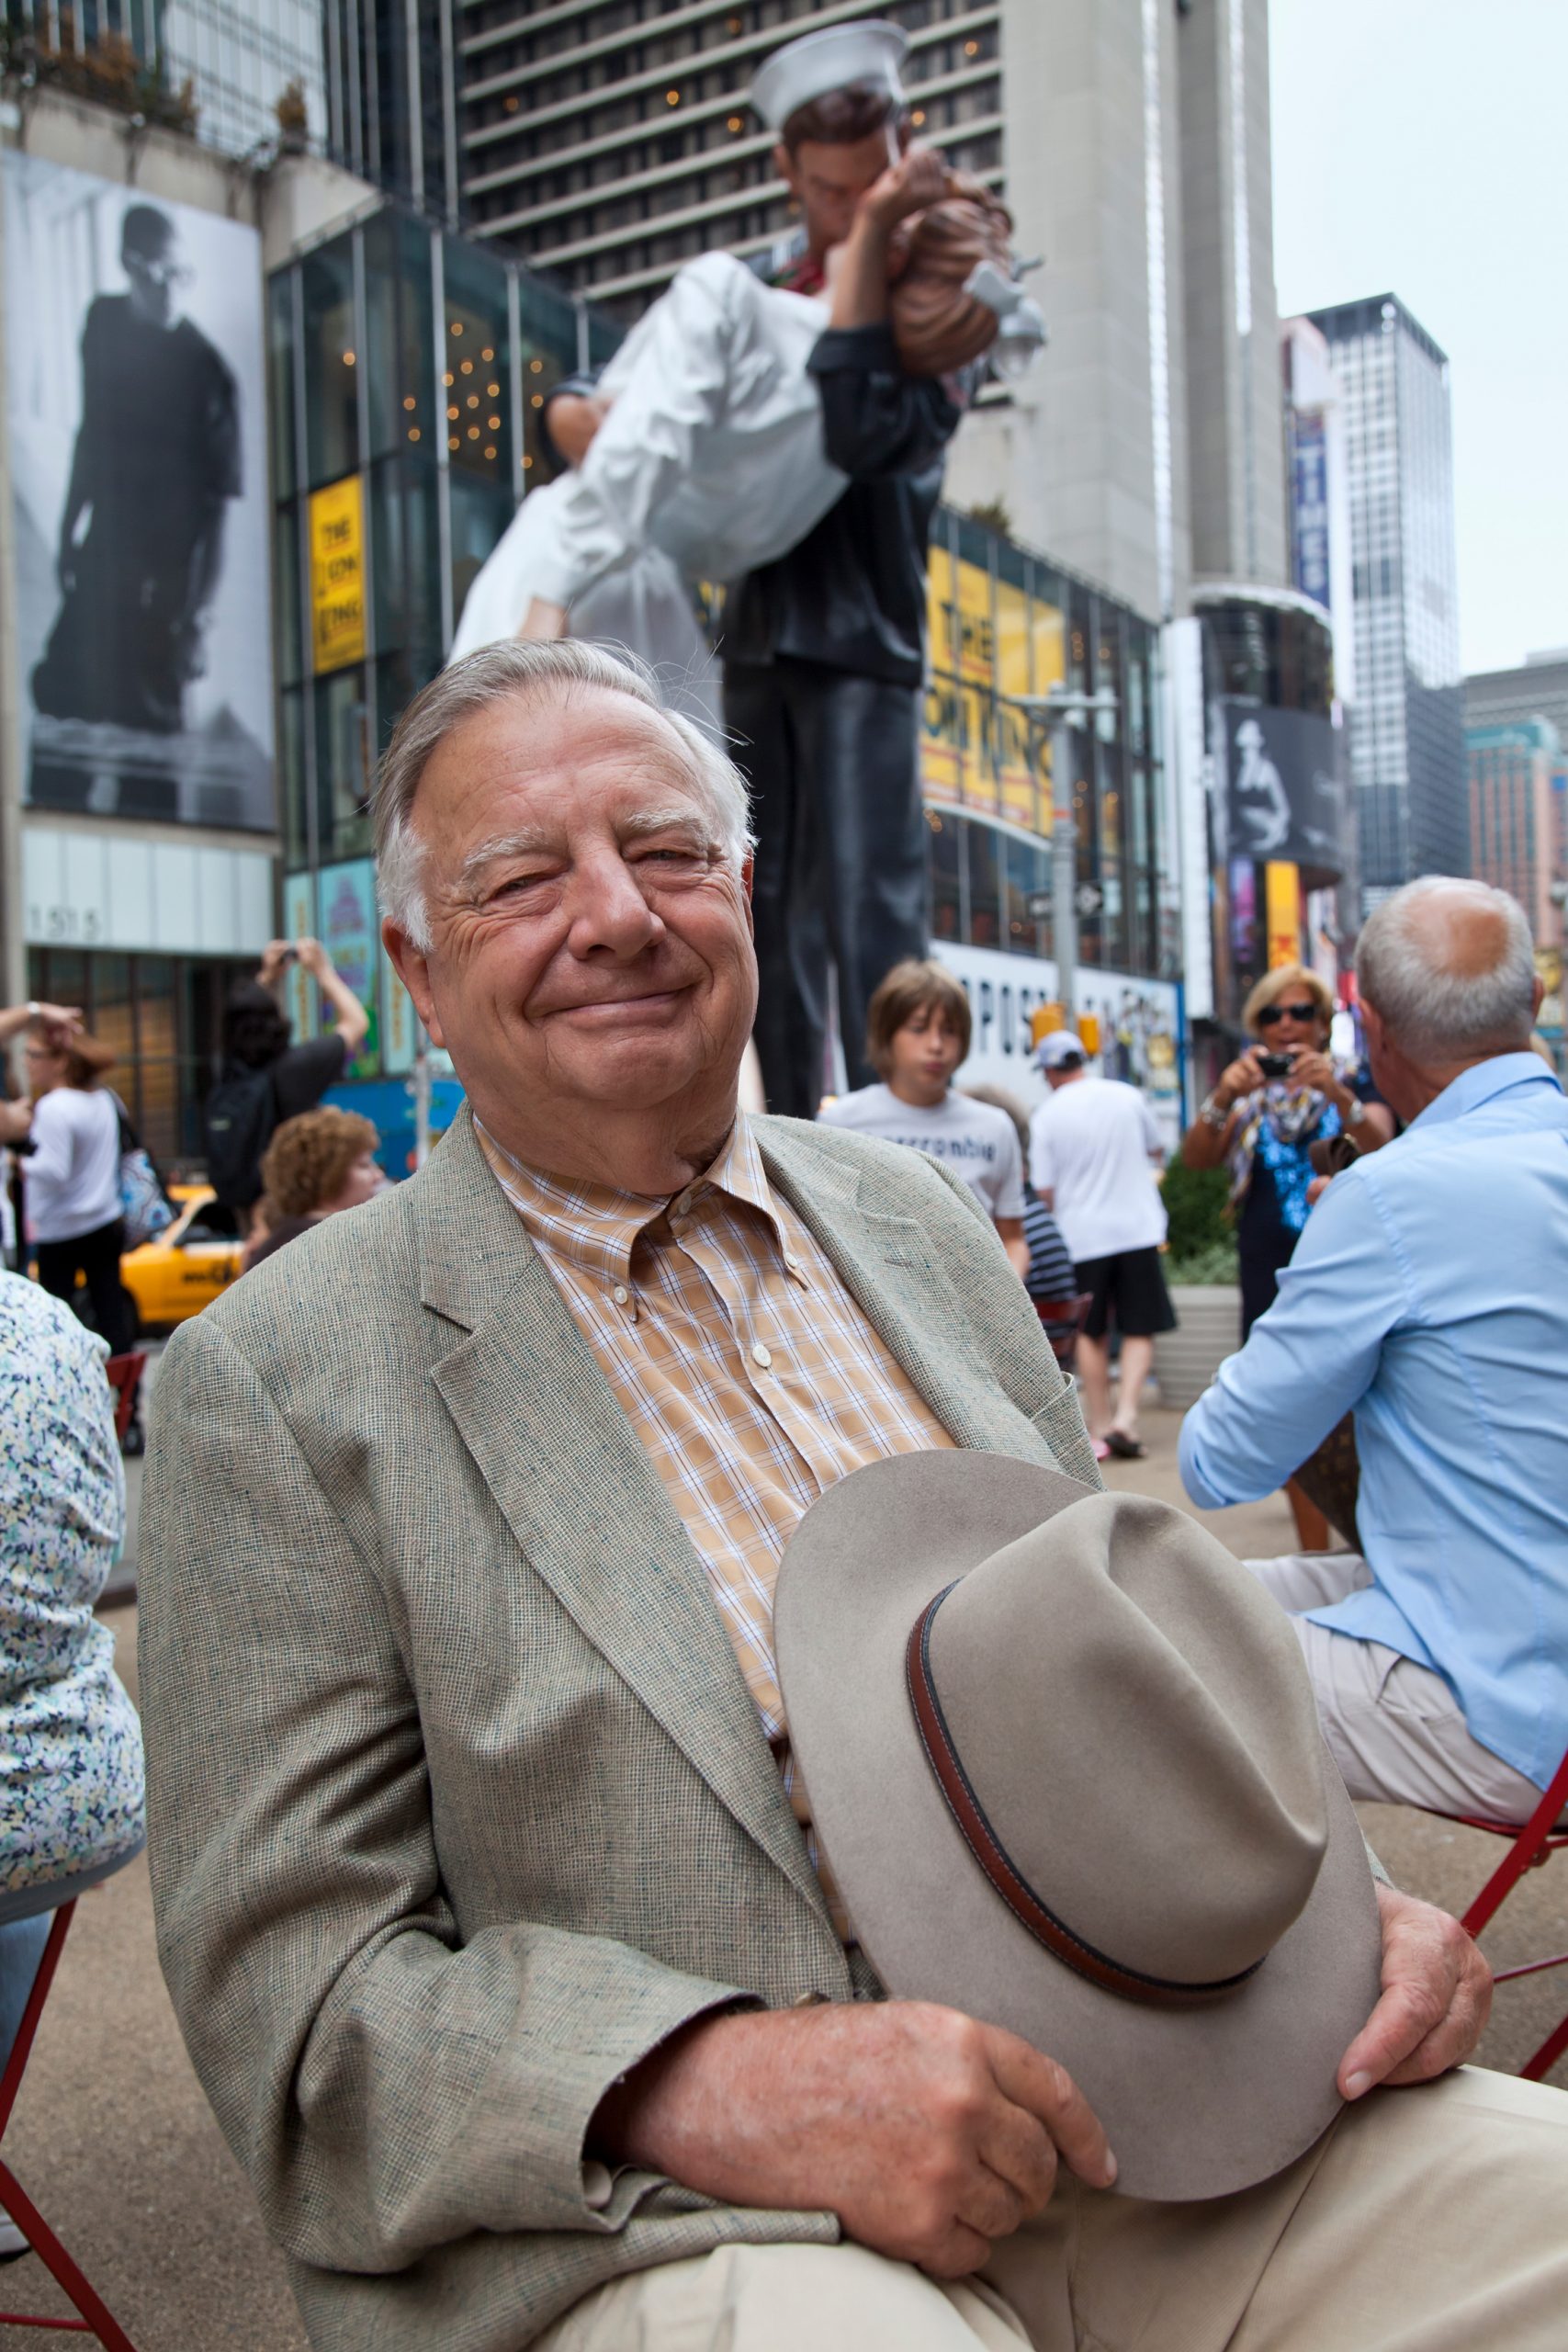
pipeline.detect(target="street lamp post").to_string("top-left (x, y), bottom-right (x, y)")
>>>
top-left (1018, 684), bottom-right (1119, 1028)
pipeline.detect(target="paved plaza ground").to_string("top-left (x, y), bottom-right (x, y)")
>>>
top-left (0, 1407), bottom-right (1562, 2348)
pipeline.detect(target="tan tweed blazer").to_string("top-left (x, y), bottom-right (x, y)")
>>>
top-left (138, 1109), bottom-right (1099, 2352)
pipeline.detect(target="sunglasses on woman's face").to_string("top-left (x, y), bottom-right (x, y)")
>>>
top-left (1257, 1001), bottom-right (1319, 1028)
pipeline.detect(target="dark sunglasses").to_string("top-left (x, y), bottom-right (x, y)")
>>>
top-left (1257, 1001), bottom-right (1320, 1028)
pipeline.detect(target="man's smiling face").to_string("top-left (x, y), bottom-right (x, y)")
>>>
top-left (385, 685), bottom-right (757, 1173)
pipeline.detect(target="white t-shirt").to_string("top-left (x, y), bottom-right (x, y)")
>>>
top-left (1028, 1075), bottom-right (1167, 1262)
top-left (818, 1085), bottom-right (1027, 1222)
top-left (23, 1086), bottom-right (121, 1245)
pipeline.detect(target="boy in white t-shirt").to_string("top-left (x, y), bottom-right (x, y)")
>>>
top-left (817, 959), bottom-right (1030, 1280)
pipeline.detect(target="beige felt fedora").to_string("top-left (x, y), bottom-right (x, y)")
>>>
top-left (773, 1453), bottom-right (1382, 2203)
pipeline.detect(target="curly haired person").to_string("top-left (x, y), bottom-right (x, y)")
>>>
top-left (243, 1107), bottom-right (383, 1271)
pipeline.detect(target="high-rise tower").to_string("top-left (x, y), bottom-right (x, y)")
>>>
top-left (1309, 293), bottom-right (1467, 907)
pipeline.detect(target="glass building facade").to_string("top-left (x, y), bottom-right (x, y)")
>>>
top-left (1309, 294), bottom-right (1467, 911)
top-left (2, 0), bottom-right (330, 157)
top-left (160, 0), bottom-right (328, 154)
top-left (323, 0), bottom-right (458, 220)
top-left (271, 204), bottom-right (619, 878)
top-left (1467, 718), bottom-right (1564, 948)
top-left (922, 508), bottom-right (1169, 984)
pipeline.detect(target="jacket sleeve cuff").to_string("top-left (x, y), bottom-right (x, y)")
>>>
top-left (807, 322), bottom-right (902, 375)
top-left (502, 1958), bottom-right (762, 2234)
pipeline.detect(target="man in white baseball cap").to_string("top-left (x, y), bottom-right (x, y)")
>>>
top-left (1030, 1029), bottom-right (1175, 1459)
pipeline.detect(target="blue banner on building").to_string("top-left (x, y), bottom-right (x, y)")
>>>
top-left (1291, 411), bottom-right (1331, 611)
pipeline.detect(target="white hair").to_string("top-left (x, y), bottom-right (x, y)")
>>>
top-left (1356, 876), bottom-right (1536, 1060)
top-left (374, 639), bottom-right (755, 952)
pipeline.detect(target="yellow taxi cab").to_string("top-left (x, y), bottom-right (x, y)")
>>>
top-left (120, 1184), bottom-right (244, 1335)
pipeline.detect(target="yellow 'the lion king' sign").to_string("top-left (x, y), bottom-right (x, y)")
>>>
top-left (309, 475), bottom-right (367, 673)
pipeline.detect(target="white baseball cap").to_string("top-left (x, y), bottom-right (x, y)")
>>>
top-left (750, 19), bottom-right (909, 134)
top-left (1035, 1031), bottom-right (1088, 1069)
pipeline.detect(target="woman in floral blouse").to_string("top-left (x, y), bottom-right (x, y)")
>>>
top-left (0, 1273), bottom-right (144, 2254)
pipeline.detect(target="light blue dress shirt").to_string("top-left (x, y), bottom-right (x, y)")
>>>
top-left (1179, 1054), bottom-right (1568, 1789)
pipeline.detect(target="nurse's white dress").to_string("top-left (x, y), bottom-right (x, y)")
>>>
top-left (448, 254), bottom-right (846, 724)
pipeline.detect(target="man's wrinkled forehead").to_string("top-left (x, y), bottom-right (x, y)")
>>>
top-left (416, 686), bottom-right (710, 854)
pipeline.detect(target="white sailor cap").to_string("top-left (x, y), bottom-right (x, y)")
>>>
top-left (750, 18), bottom-right (909, 134)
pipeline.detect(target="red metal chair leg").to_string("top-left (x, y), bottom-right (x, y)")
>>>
top-left (1460, 1743), bottom-right (1568, 1938)
top-left (0, 2160), bottom-right (134, 2343)
top-left (0, 1899), bottom-right (141, 2346)
top-left (0, 1907), bottom-right (75, 2140)
top-left (1520, 2010), bottom-right (1568, 2085)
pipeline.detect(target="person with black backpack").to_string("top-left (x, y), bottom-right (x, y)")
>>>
top-left (206, 937), bottom-right (369, 1224)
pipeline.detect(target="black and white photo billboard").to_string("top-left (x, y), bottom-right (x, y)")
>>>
top-left (1216, 699), bottom-right (1346, 879)
top-left (4, 153), bottom-right (274, 831)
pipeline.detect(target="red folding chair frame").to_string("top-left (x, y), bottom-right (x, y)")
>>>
top-left (101, 1357), bottom-right (145, 1447)
top-left (0, 1898), bottom-right (138, 2346)
top-left (1447, 1739), bottom-right (1568, 2083)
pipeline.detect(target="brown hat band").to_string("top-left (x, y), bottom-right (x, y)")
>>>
top-left (905, 1587), bottom-right (1267, 2009)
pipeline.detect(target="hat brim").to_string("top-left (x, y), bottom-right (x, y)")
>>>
top-left (774, 1451), bottom-right (1384, 2203)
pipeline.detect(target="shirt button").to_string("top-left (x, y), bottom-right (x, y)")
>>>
top-left (751, 1342), bottom-right (773, 1370)
top-left (784, 1254), bottom-right (802, 1274)
top-left (613, 1284), bottom-right (629, 1306)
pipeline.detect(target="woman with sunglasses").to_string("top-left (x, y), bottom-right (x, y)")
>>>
top-left (1181, 966), bottom-right (1393, 1543)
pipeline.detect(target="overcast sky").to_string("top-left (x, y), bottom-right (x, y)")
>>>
top-left (1269, 0), bottom-right (1568, 677)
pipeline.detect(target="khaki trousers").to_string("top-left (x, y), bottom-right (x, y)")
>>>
top-left (1245, 1549), bottom-right (1560, 1823)
top-left (536, 2067), bottom-right (1568, 2350)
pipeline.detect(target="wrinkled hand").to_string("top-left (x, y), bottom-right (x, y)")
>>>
top-left (593, 1999), bottom-right (1115, 2279)
top-left (545, 390), bottom-right (613, 469)
top-left (1338, 1883), bottom-right (1492, 2100)
top-left (861, 142), bottom-right (952, 234)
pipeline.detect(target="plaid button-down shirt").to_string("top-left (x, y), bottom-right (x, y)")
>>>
top-left (477, 1113), bottom-right (953, 1929)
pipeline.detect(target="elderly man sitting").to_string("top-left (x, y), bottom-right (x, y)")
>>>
top-left (140, 650), bottom-right (1567, 2352)
top-left (1182, 876), bottom-right (1568, 1825)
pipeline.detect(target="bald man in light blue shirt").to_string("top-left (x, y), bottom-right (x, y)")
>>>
top-left (1181, 878), bottom-right (1568, 1822)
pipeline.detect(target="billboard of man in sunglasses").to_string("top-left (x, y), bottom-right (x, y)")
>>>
top-left (32, 200), bottom-right (241, 738)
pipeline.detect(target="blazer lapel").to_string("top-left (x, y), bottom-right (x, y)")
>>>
top-left (417, 1115), bottom-right (829, 1923)
top-left (758, 1120), bottom-right (1061, 1463)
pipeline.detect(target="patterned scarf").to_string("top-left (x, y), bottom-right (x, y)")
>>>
top-left (1228, 1081), bottom-right (1343, 1237)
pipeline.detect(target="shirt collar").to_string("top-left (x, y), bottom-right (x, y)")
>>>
top-left (1407, 1051), bottom-right (1562, 1133)
top-left (474, 1110), bottom-right (792, 1288)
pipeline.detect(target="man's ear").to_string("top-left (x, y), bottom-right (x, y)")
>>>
top-left (773, 141), bottom-right (800, 201)
top-left (1531, 972), bottom-right (1546, 1021)
top-left (1359, 994), bottom-right (1385, 1058)
top-left (382, 918), bottom-right (446, 1050)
